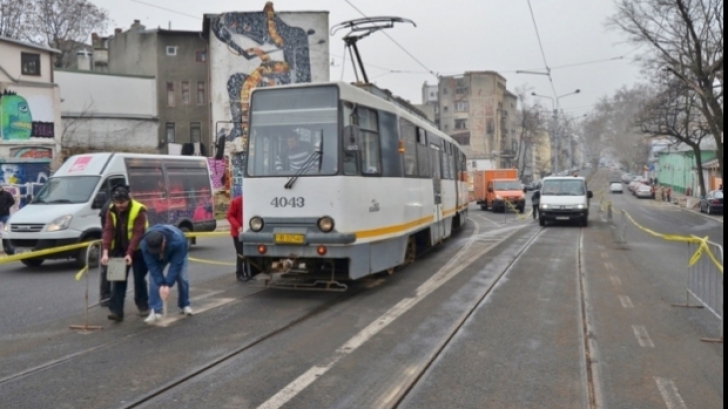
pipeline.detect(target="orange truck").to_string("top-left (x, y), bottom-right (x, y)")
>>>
top-left (473, 169), bottom-right (525, 213)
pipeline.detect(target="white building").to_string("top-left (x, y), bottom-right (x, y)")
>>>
top-left (56, 70), bottom-right (158, 153)
top-left (0, 36), bottom-right (63, 208)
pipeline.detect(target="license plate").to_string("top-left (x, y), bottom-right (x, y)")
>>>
top-left (556, 216), bottom-right (570, 220)
top-left (274, 234), bottom-right (306, 245)
top-left (15, 248), bottom-right (33, 254)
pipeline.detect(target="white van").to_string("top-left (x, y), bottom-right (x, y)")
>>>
top-left (538, 176), bottom-right (593, 227)
top-left (3, 153), bottom-right (216, 267)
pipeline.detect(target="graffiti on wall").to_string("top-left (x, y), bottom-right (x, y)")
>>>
top-left (211, 2), bottom-right (317, 142)
top-left (0, 90), bottom-right (55, 140)
top-left (9, 147), bottom-right (53, 159)
top-left (230, 152), bottom-right (245, 198)
top-left (0, 162), bottom-right (50, 212)
top-left (207, 158), bottom-right (229, 190)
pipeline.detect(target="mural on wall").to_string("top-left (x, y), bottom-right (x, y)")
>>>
top-left (0, 162), bottom-right (51, 212)
top-left (0, 90), bottom-right (55, 140)
top-left (230, 152), bottom-right (245, 198)
top-left (211, 2), bottom-right (317, 142)
top-left (207, 157), bottom-right (229, 190)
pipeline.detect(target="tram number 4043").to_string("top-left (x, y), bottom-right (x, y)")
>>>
top-left (271, 197), bottom-right (305, 208)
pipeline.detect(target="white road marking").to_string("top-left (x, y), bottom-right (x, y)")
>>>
top-left (655, 377), bottom-right (689, 409)
top-left (632, 325), bottom-right (655, 348)
top-left (610, 276), bottom-right (622, 287)
top-left (604, 262), bottom-right (614, 271)
top-left (600, 251), bottom-right (608, 259)
top-left (256, 221), bottom-right (525, 409)
top-left (619, 295), bottom-right (634, 309)
top-left (598, 245), bottom-right (605, 250)
top-left (151, 297), bottom-right (236, 328)
top-left (475, 214), bottom-right (501, 227)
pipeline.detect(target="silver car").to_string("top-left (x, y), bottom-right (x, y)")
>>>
top-left (635, 184), bottom-right (654, 199)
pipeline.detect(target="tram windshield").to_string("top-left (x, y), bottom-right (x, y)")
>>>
top-left (247, 86), bottom-right (339, 177)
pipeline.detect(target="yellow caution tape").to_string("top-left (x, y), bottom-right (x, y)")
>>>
top-left (0, 240), bottom-right (100, 265)
top-left (622, 211), bottom-right (723, 274)
top-left (74, 265), bottom-right (89, 281)
top-left (504, 199), bottom-right (528, 220)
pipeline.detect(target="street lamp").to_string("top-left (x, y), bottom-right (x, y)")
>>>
top-left (531, 89), bottom-right (582, 173)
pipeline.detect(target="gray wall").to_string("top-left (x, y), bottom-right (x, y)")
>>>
top-left (156, 32), bottom-right (209, 150)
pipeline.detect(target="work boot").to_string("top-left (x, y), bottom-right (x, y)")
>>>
top-left (107, 312), bottom-right (123, 322)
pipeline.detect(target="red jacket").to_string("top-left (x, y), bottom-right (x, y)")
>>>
top-left (226, 196), bottom-right (243, 238)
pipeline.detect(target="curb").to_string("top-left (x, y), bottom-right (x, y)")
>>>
top-left (678, 206), bottom-right (724, 224)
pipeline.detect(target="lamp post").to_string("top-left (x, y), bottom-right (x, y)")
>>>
top-left (532, 89), bottom-right (581, 174)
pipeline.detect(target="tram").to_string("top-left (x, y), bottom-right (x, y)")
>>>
top-left (241, 81), bottom-right (469, 290)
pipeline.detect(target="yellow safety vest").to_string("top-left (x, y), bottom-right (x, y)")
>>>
top-left (109, 200), bottom-right (149, 250)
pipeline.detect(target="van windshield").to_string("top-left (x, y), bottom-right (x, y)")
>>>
top-left (32, 176), bottom-right (100, 204)
top-left (541, 179), bottom-right (586, 196)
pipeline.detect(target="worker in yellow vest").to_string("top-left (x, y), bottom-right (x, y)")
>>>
top-left (101, 185), bottom-right (150, 322)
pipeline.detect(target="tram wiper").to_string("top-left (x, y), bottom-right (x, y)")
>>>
top-left (284, 149), bottom-right (321, 190)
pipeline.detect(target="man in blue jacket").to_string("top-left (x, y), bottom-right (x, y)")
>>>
top-left (140, 225), bottom-right (192, 323)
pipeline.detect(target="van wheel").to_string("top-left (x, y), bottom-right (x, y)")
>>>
top-left (581, 217), bottom-right (589, 227)
top-left (76, 243), bottom-right (100, 268)
top-left (179, 226), bottom-right (193, 248)
top-left (539, 217), bottom-right (546, 227)
top-left (21, 258), bottom-right (44, 267)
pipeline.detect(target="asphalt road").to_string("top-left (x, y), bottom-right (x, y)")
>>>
top-left (0, 171), bottom-right (722, 409)
top-left (0, 236), bottom-right (237, 334)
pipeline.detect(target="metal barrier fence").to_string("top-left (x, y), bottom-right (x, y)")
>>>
top-left (685, 239), bottom-right (724, 343)
top-left (617, 209), bottom-right (724, 342)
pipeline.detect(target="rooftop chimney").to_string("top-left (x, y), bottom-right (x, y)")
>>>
top-left (115, 28), bottom-right (122, 35)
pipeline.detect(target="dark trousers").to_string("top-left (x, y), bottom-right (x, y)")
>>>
top-left (109, 249), bottom-right (149, 316)
top-left (533, 205), bottom-right (539, 219)
top-left (99, 265), bottom-right (111, 303)
top-left (233, 237), bottom-right (246, 278)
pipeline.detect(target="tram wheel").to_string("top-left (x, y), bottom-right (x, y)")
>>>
top-left (405, 236), bottom-right (417, 265)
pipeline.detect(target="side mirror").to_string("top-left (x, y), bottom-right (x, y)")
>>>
top-left (523, 188), bottom-right (527, 194)
top-left (587, 191), bottom-right (594, 199)
top-left (343, 125), bottom-right (360, 152)
top-left (92, 191), bottom-right (108, 209)
top-left (488, 187), bottom-right (493, 193)
top-left (26, 194), bottom-right (32, 203)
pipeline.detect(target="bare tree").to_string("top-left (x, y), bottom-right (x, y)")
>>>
top-left (581, 112), bottom-right (609, 170)
top-left (610, 0), bottom-right (723, 178)
top-left (28, 0), bottom-right (108, 68)
top-left (514, 85), bottom-right (545, 181)
top-left (0, 0), bottom-right (32, 39)
top-left (639, 80), bottom-right (711, 196)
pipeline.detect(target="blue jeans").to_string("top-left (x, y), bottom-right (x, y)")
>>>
top-left (149, 258), bottom-right (190, 314)
top-left (0, 215), bottom-right (9, 224)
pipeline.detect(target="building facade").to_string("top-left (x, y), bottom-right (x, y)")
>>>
top-left (415, 81), bottom-right (439, 126)
top-left (0, 36), bottom-right (62, 209)
top-left (56, 70), bottom-right (158, 156)
top-left (438, 71), bottom-right (518, 168)
top-left (106, 20), bottom-right (210, 154)
top-left (657, 145), bottom-right (717, 197)
top-left (203, 4), bottom-right (330, 197)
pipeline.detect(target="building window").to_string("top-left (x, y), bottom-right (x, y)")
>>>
top-left (167, 82), bottom-right (175, 107)
top-left (455, 102), bottom-right (469, 112)
top-left (455, 119), bottom-right (468, 130)
top-left (21, 53), bottom-right (41, 76)
top-left (166, 46), bottom-right (178, 56)
top-left (197, 82), bottom-right (206, 104)
top-left (195, 50), bottom-right (207, 62)
top-left (456, 87), bottom-right (468, 95)
top-left (443, 106), bottom-right (449, 113)
top-left (181, 81), bottom-right (190, 105)
top-left (166, 123), bottom-right (176, 143)
top-left (190, 122), bottom-right (201, 143)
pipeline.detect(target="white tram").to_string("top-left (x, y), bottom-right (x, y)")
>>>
top-left (241, 82), bottom-right (469, 290)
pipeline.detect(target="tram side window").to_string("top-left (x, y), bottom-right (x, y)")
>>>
top-left (358, 107), bottom-right (381, 175)
top-left (443, 143), bottom-right (453, 180)
top-left (378, 110), bottom-right (404, 177)
top-left (417, 128), bottom-right (430, 178)
top-left (400, 119), bottom-right (418, 177)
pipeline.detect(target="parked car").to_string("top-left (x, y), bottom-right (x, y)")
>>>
top-left (699, 190), bottom-right (723, 215)
top-left (635, 184), bottom-right (655, 199)
top-left (610, 182), bottom-right (624, 194)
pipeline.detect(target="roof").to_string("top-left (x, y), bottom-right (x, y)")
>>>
top-left (55, 68), bottom-right (155, 80)
top-left (0, 36), bottom-right (61, 54)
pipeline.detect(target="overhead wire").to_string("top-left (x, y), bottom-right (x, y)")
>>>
top-left (525, 0), bottom-right (558, 98)
top-left (342, 0), bottom-right (438, 79)
top-left (125, 0), bottom-right (201, 20)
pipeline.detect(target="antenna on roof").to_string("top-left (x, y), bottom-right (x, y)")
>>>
top-left (330, 16), bottom-right (415, 84)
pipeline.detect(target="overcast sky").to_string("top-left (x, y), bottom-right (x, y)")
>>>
top-left (93, 0), bottom-right (645, 115)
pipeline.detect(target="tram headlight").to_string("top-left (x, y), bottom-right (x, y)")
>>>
top-left (249, 217), bottom-right (264, 232)
top-left (317, 216), bottom-right (335, 233)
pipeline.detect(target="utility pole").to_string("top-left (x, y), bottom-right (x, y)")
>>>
top-left (532, 90), bottom-right (581, 174)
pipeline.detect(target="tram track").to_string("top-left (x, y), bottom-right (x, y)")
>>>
top-left (385, 226), bottom-right (601, 409)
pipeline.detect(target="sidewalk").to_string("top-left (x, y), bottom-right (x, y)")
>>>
top-left (215, 218), bottom-right (230, 232)
top-left (654, 191), bottom-right (723, 224)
